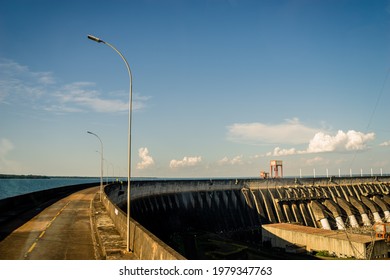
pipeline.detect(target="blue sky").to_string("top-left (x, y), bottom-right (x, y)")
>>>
top-left (1, 0), bottom-right (390, 178)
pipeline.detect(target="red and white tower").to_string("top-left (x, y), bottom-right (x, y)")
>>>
top-left (270, 160), bottom-right (283, 178)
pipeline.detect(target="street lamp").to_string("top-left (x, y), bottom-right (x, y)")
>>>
top-left (87, 34), bottom-right (133, 252)
top-left (87, 131), bottom-right (103, 201)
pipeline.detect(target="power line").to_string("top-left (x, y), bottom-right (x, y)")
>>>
top-left (348, 68), bottom-right (390, 170)
top-left (366, 68), bottom-right (390, 131)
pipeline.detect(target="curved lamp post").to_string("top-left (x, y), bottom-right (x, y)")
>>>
top-left (87, 131), bottom-right (103, 201)
top-left (87, 34), bottom-right (133, 252)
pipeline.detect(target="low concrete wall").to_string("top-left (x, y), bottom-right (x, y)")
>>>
top-left (101, 188), bottom-right (185, 260)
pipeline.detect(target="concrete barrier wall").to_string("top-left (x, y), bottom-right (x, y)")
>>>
top-left (101, 188), bottom-right (185, 260)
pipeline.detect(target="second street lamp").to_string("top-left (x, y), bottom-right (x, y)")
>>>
top-left (87, 131), bottom-right (103, 201)
top-left (87, 34), bottom-right (133, 252)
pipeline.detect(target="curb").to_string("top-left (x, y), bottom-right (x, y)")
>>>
top-left (91, 192), bottom-right (137, 260)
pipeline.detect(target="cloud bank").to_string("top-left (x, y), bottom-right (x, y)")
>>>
top-left (54, 82), bottom-right (129, 113)
top-left (227, 118), bottom-right (375, 157)
top-left (270, 130), bottom-right (375, 156)
top-left (380, 141), bottom-right (390, 147)
top-left (218, 155), bottom-right (244, 165)
top-left (170, 156), bottom-right (202, 168)
top-left (0, 59), bottom-right (149, 113)
top-left (227, 118), bottom-right (319, 145)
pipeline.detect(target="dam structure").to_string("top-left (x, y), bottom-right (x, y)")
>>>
top-left (105, 176), bottom-right (390, 259)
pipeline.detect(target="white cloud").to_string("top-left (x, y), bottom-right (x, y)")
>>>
top-left (170, 156), bottom-right (202, 168)
top-left (0, 59), bottom-right (149, 113)
top-left (33, 71), bottom-right (55, 85)
top-left (0, 59), bottom-right (54, 103)
top-left (305, 156), bottom-right (327, 166)
top-left (227, 118), bottom-right (319, 145)
top-left (55, 82), bottom-right (128, 113)
top-left (43, 104), bottom-right (84, 113)
top-left (0, 138), bottom-right (20, 173)
top-left (218, 155), bottom-right (244, 165)
top-left (307, 130), bottom-right (375, 153)
top-left (380, 141), bottom-right (390, 146)
top-left (136, 147), bottom-right (155, 170)
top-left (272, 147), bottom-right (299, 156)
top-left (269, 130), bottom-right (375, 156)
top-left (0, 138), bottom-right (14, 158)
top-left (54, 82), bottom-right (150, 113)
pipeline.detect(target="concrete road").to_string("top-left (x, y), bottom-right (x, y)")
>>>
top-left (0, 187), bottom-right (100, 260)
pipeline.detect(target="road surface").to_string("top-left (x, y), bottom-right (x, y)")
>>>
top-left (0, 187), bottom-right (100, 260)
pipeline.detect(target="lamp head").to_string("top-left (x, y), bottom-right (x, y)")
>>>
top-left (87, 34), bottom-right (104, 43)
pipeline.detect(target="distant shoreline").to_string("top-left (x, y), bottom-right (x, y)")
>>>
top-left (0, 174), bottom-right (155, 180)
top-left (0, 174), bottom-right (50, 179)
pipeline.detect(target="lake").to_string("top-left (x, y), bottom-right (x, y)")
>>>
top-left (0, 177), bottom-right (103, 200)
